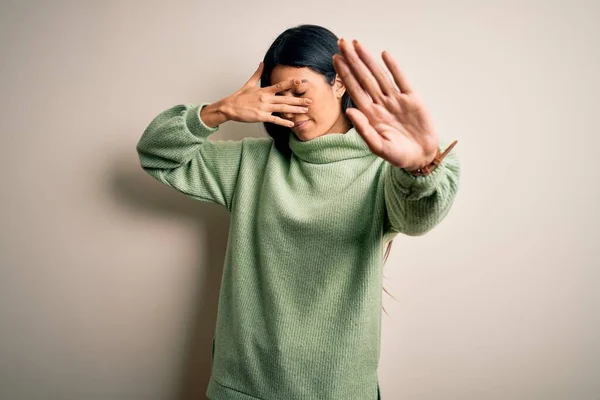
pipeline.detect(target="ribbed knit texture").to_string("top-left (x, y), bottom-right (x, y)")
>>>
top-left (136, 103), bottom-right (460, 400)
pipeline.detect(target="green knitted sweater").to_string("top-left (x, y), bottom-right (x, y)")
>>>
top-left (136, 102), bottom-right (460, 400)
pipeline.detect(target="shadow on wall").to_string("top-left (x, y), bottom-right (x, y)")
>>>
top-left (111, 150), bottom-right (229, 400)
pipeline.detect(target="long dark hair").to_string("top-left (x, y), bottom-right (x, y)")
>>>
top-left (259, 24), bottom-right (397, 314)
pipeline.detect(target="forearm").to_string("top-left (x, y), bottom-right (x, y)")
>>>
top-left (384, 143), bottom-right (460, 236)
top-left (136, 104), bottom-right (216, 170)
top-left (136, 102), bottom-right (244, 209)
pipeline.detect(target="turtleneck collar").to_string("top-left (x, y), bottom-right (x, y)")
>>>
top-left (288, 126), bottom-right (374, 164)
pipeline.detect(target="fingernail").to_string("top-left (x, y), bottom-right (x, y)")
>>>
top-left (305, 98), bottom-right (313, 104)
top-left (352, 39), bottom-right (358, 46)
top-left (294, 79), bottom-right (300, 84)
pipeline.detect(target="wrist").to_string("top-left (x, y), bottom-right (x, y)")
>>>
top-left (404, 140), bottom-right (459, 177)
top-left (406, 153), bottom-right (437, 172)
top-left (200, 100), bottom-right (230, 128)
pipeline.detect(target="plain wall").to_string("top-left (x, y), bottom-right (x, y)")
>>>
top-left (1, 0), bottom-right (598, 399)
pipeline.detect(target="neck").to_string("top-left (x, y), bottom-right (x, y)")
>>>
top-left (325, 114), bottom-right (352, 135)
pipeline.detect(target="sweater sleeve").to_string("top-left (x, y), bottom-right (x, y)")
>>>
top-left (383, 139), bottom-right (461, 237)
top-left (136, 102), bottom-right (242, 211)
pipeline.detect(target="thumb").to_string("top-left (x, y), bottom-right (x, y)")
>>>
top-left (346, 108), bottom-right (382, 155)
top-left (244, 62), bottom-right (264, 87)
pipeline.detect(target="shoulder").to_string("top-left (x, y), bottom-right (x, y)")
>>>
top-left (240, 135), bottom-right (274, 148)
top-left (239, 135), bottom-right (277, 162)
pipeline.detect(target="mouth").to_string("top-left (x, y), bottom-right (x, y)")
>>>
top-left (293, 120), bottom-right (310, 129)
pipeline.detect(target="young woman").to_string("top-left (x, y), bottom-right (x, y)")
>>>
top-left (137, 24), bottom-right (460, 400)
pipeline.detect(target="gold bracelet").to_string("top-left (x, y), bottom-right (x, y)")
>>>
top-left (405, 140), bottom-right (458, 177)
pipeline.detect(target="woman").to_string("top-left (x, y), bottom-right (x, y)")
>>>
top-left (136, 24), bottom-right (460, 400)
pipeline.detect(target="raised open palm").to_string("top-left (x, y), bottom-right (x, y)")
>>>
top-left (333, 38), bottom-right (447, 172)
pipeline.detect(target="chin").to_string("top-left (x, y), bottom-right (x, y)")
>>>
top-left (298, 128), bottom-right (328, 142)
top-left (293, 130), bottom-right (310, 141)
top-left (298, 132), bottom-right (321, 141)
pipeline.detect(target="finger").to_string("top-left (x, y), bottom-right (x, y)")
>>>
top-left (266, 114), bottom-right (295, 128)
top-left (266, 103), bottom-right (309, 114)
top-left (270, 94), bottom-right (313, 106)
top-left (244, 62), bottom-right (264, 87)
top-left (381, 51), bottom-right (413, 94)
top-left (266, 78), bottom-right (302, 94)
top-left (353, 40), bottom-right (396, 97)
top-left (333, 54), bottom-right (371, 110)
top-left (346, 108), bottom-right (384, 156)
top-left (338, 38), bottom-right (385, 104)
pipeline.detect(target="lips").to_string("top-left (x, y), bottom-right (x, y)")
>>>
top-left (293, 120), bottom-right (310, 129)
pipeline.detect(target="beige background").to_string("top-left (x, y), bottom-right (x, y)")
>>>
top-left (1, 1), bottom-right (599, 399)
